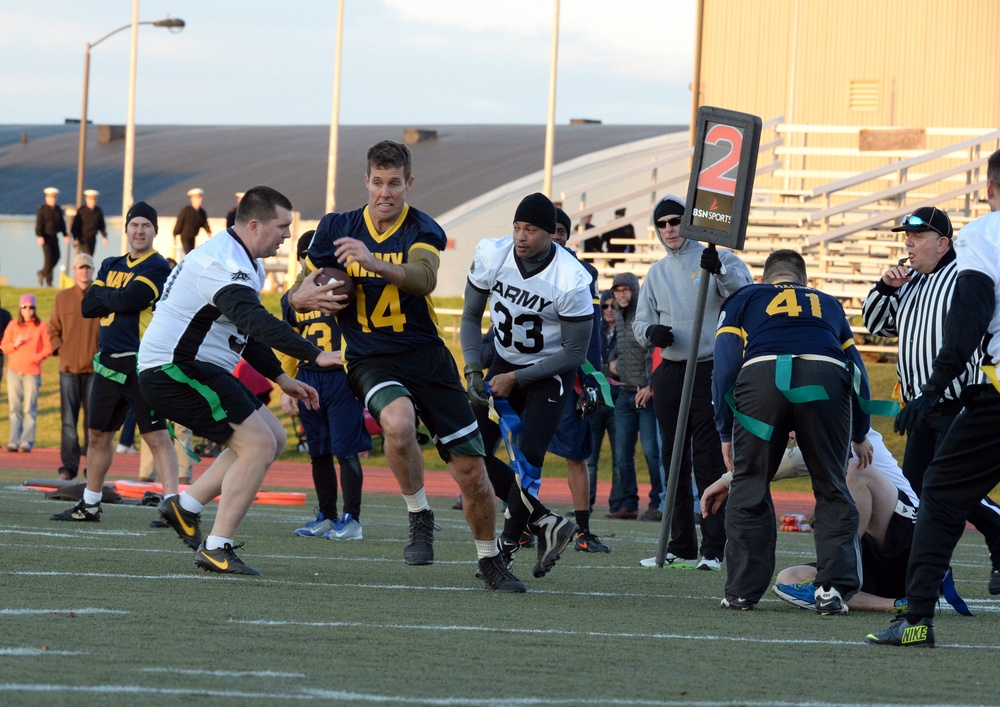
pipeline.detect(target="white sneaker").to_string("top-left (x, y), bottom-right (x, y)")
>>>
top-left (696, 557), bottom-right (722, 571)
top-left (325, 513), bottom-right (363, 540)
top-left (814, 585), bottom-right (849, 615)
top-left (640, 553), bottom-right (698, 568)
top-left (115, 444), bottom-right (138, 455)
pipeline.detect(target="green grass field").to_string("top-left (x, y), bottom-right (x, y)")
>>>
top-left (1, 467), bottom-right (998, 706)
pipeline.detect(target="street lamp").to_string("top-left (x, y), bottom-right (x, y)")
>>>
top-left (74, 15), bottom-right (184, 212)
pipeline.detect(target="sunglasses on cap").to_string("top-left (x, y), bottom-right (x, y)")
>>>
top-left (20, 305), bottom-right (35, 309)
top-left (656, 217), bottom-right (682, 229)
top-left (901, 214), bottom-right (949, 238)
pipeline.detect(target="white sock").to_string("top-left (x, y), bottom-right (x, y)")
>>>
top-left (83, 488), bottom-right (102, 506)
top-left (205, 535), bottom-right (233, 551)
top-left (475, 538), bottom-right (499, 559)
top-left (178, 491), bottom-right (203, 514)
top-left (403, 488), bottom-right (430, 513)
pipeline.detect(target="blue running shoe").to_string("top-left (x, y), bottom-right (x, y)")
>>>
top-left (772, 578), bottom-right (816, 610)
top-left (326, 513), bottom-right (363, 540)
top-left (295, 510), bottom-right (335, 538)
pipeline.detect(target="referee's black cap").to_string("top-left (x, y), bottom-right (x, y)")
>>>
top-left (892, 206), bottom-right (953, 239)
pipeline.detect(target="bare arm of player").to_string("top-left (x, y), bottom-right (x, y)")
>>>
top-left (487, 371), bottom-right (519, 398)
top-left (851, 437), bottom-right (874, 469)
top-left (276, 374), bottom-right (319, 411)
top-left (721, 440), bottom-right (733, 472)
top-left (280, 392), bottom-right (299, 417)
top-left (700, 475), bottom-right (730, 518)
top-left (287, 268), bottom-right (349, 315)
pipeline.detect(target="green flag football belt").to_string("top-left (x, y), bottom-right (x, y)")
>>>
top-left (726, 354), bottom-right (900, 441)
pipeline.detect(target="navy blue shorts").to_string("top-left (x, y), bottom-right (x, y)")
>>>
top-left (547, 388), bottom-right (593, 462)
top-left (297, 367), bottom-right (371, 458)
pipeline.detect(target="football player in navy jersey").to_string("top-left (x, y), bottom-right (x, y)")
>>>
top-left (50, 201), bottom-right (179, 524)
top-left (288, 140), bottom-right (524, 592)
top-left (461, 193), bottom-right (594, 578)
top-left (713, 249), bottom-right (873, 613)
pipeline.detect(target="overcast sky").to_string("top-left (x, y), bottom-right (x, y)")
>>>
top-left (1, 0), bottom-right (697, 127)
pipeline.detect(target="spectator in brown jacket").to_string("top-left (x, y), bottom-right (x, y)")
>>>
top-left (49, 254), bottom-right (100, 478)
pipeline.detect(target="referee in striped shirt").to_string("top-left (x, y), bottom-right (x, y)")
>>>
top-left (863, 205), bottom-right (1000, 594)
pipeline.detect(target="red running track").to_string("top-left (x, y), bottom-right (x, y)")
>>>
top-left (5, 447), bottom-right (818, 517)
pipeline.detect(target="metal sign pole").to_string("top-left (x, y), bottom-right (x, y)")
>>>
top-left (653, 251), bottom-right (713, 566)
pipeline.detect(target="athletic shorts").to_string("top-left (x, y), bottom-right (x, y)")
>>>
top-left (547, 387), bottom-right (593, 462)
top-left (138, 361), bottom-right (263, 444)
top-left (89, 368), bottom-right (168, 435)
top-left (347, 346), bottom-right (483, 458)
top-left (860, 488), bottom-right (915, 599)
top-left (297, 367), bottom-right (371, 458)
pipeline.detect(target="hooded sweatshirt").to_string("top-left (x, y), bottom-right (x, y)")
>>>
top-left (632, 194), bottom-right (752, 362)
top-left (610, 271), bottom-right (651, 390)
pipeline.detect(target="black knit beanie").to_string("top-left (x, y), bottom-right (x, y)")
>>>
top-left (555, 207), bottom-right (572, 235)
top-left (126, 201), bottom-right (159, 232)
top-left (514, 192), bottom-right (557, 234)
top-left (653, 198), bottom-right (685, 222)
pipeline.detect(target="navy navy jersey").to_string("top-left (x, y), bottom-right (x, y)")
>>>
top-left (306, 204), bottom-right (447, 361)
top-left (281, 290), bottom-right (342, 372)
top-left (90, 250), bottom-right (172, 355)
top-left (713, 280), bottom-right (870, 441)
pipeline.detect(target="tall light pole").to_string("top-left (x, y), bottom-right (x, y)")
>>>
top-left (542, 0), bottom-right (560, 198)
top-left (325, 0), bottom-right (346, 214)
top-left (75, 14), bottom-right (184, 210)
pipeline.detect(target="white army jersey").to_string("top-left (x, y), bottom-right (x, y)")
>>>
top-left (138, 229), bottom-right (265, 373)
top-left (468, 236), bottom-right (593, 366)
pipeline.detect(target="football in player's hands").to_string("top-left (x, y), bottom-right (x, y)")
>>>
top-left (312, 267), bottom-right (355, 303)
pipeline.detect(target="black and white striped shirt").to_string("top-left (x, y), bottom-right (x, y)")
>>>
top-left (862, 248), bottom-right (984, 404)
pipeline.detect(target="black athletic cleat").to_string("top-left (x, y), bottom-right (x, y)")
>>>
top-left (720, 597), bottom-right (755, 611)
top-left (529, 512), bottom-right (576, 578)
top-left (158, 494), bottom-right (202, 550)
top-left (404, 509), bottom-right (436, 565)
top-left (865, 615), bottom-right (935, 647)
top-left (50, 500), bottom-right (101, 522)
top-left (989, 569), bottom-right (1000, 596)
top-left (574, 531), bottom-right (611, 553)
top-left (194, 541), bottom-right (262, 576)
top-left (519, 530), bottom-right (536, 549)
top-left (478, 554), bottom-right (526, 593)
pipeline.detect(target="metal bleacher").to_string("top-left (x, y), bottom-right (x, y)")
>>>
top-left (564, 120), bottom-right (1000, 354)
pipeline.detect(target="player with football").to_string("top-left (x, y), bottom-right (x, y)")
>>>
top-left (288, 139), bottom-right (525, 592)
top-left (460, 192), bottom-right (594, 577)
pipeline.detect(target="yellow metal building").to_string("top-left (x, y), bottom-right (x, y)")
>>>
top-left (693, 0), bottom-right (1000, 128)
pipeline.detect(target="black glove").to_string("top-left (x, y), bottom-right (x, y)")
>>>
top-left (576, 385), bottom-right (600, 419)
top-left (893, 388), bottom-right (942, 436)
top-left (700, 246), bottom-right (722, 275)
top-left (463, 363), bottom-right (489, 407)
top-left (646, 324), bottom-right (674, 348)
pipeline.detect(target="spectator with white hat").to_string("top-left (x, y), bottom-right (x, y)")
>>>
top-left (173, 187), bottom-right (211, 255)
top-left (71, 189), bottom-right (108, 256)
top-left (35, 187), bottom-right (66, 286)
